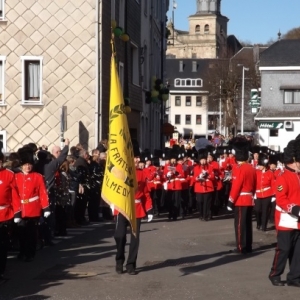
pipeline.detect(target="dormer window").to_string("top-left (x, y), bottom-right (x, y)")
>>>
top-left (204, 24), bottom-right (209, 33)
top-left (195, 25), bottom-right (200, 33)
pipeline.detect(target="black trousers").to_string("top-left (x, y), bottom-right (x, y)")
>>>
top-left (0, 222), bottom-right (9, 275)
top-left (88, 189), bottom-right (100, 221)
top-left (255, 197), bottom-right (272, 230)
top-left (114, 214), bottom-right (141, 268)
top-left (19, 218), bottom-right (39, 259)
top-left (196, 192), bottom-right (213, 220)
top-left (270, 230), bottom-right (300, 282)
top-left (234, 206), bottom-right (253, 252)
top-left (74, 193), bottom-right (88, 224)
top-left (151, 189), bottom-right (163, 214)
top-left (55, 205), bottom-right (67, 235)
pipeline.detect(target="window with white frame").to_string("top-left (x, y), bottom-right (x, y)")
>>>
top-left (185, 115), bottom-right (191, 125)
top-left (131, 44), bottom-right (139, 86)
top-left (118, 62), bottom-right (124, 91)
top-left (0, 0), bottom-right (5, 20)
top-left (0, 56), bottom-right (6, 105)
top-left (175, 115), bottom-right (181, 125)
top-left (185, 96), bottom-right (191, 106)
top-left (174, 78), bottom-right (203, 87)
top-left (175, 96), bottom-right (181, 106)
top-left (283, 90), bottom-right (300, 104)
top-left (0, 130), bottom-right (6, 152)
top-left (196, 96), bottom-right (202, 106)
top-left (196, 115), bottom-right (202, 124)
top-left (21, 56), bottom-right (43, 105)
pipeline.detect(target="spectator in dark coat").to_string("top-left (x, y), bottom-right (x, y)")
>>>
top-left (73, 149), bottom-right (90, 225)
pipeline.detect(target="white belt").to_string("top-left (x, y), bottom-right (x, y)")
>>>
top-left (0, 204), bottom-right (9, 210)
top-left (256, 187), bottom-right (271, 193)
top-left (240, 192), bottom-right (253, 196)
top-left (276, 205), bottom-right (285, 212)
top-left (135, 199), bottom-right (141, 204)
top-left (21, 196), bottom-right (39, 204)
top-left (153, 181), bottom-right (161, 184)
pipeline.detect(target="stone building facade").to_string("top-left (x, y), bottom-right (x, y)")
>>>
top-left (0, 0), bottom-right (98, 151)
top-left (166, 0), bottom-right (229, 59)
top-left (0, 0), bottom-right (169, 152)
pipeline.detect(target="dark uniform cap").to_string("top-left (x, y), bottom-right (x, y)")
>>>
top-left (232, 141), bottom-right (250, 162)
top-left (283, 140), bottom-right (297, 164)
top-left (133, 145), bottom-right (140, 157)
top-left (198, 148), bottom-right (208, 160)
top-left (250, 145), bottom-right (260, 154)
top-left (258, 153), bottom-right (269, 166)
top-left (17, 147), bottom-right (35, 165)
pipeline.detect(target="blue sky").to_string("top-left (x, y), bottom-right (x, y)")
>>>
top-left (167, 0), bottom-right (300, 44)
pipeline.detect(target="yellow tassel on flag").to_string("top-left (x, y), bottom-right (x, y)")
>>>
top-left (101, 53), bottom-right (137, 235)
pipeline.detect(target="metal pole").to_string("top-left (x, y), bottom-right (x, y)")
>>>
top-left (172, 5), bottom-right (174, 45)
top-left (219, 80), bottom-right (222, 134)
top-left (241, 67), bottom-right (245, 135)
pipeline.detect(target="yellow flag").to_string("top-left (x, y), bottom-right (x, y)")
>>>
top-left (101, 54), bottom-right (137, 234)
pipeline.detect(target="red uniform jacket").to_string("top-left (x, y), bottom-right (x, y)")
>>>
top-left (255, 169), bottom-right (276, 199)
top-left (114, 168), bottom-right (153, 219)
top-left (15, 172), bottom-right (50, 218)
top-left (275, 167), bottom-right (300, 230)
top-left (193, 164), bottom-right (214, 193)
top-left (143, 165), bottom-right (158, 191)
top-left (163, 163), bottom-right (187, 190)
top-left (209, 160), bottom-right (223, 191)
top-left (150, 167), bottom-right (163, 190)
top-left (0, 168), bottom-right (21, 222)
top-left (228, 162), bottom-right (256, 207)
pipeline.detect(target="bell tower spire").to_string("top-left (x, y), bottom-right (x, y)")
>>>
top-left (196, 0), bottom-right (221, 14)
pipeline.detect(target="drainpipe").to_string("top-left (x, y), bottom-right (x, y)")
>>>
top-left (95, 0), bottom-right (101, 148)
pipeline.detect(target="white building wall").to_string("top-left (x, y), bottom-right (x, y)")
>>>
top-left (169, 92), bottom-right (208, 138)
top-left (258, 120), bottom-right (300, 151)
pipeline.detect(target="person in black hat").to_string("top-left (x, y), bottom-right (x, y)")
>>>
top-left (0, 151), bottom-right (21, 280)
top-left (269, 139), bottom-right (300, 287)
top-left (268, 152), bottom-right (284, 224)
top-left (254, 153), bottom-right (276, 232)
top-left (113, 144), bottom-right (153, 275)
top-left (193, 148), bottom-right (214, 221)
top-left (15, 147), bottom-right (51, 262)
top-left (227, 140), bottom-right (256, 254)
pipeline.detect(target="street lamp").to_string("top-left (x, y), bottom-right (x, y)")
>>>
top-left (237, 64), bottom-right (249, 135)
top-left (219, 80), bottom-right (222, 134)
top-left (172, 0), bottom-right (177, 45)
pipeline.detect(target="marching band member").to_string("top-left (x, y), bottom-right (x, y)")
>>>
top-left (0, 151), bottom-right (21, 280)
top-left (269, 140), bottom-right (300, 287)
top-left (254, 153), bottom-right (276, 231)
top-left (227, 140), bottom-right (256, 254)
top-left (114, 147), bottom-right (153, 275)
top-left (15, 147), bottom-right (50, 262)
top-left (193, 148), bottom-right (214, 221)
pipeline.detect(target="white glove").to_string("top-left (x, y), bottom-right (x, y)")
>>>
top-left (44, 211), bottom-right (51, 218)
top-left (271, 197), bottom-right (276, 202)
top-left (227, 206), bottom-right (232, 211)
top-left (254, 194), bottom-right (257, 200)
top-left (14, 218), bottom-right (21, 223)
top-left (147, 214), bottom-right (153, 222)
top-left (78, 184), bottom-right (84, 194)
top-left (167, 171), bottom-right (172, 177)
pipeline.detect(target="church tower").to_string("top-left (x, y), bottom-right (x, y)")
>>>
top-left (167, 0), bottom-right (229, 59)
